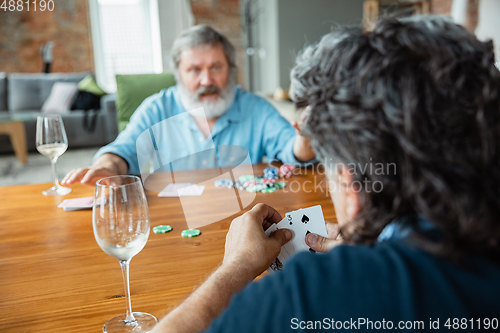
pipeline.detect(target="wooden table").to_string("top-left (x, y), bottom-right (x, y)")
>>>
top-left (0, 164), bottom-right (335, 332)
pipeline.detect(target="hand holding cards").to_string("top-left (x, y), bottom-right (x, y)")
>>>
top-left (266, 205), bottom-right (328, 273)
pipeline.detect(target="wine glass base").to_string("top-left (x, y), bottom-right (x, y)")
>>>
top-left (42, 186), bottom-right (72, 196)
top-left (103, 312), bottom-right (158, 333)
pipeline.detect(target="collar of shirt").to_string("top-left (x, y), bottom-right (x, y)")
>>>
top-left (377, 216), bottom-right (436, 242)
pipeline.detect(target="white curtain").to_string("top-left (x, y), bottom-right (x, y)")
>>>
top-left (475, 0), bottom-right (500, 60)
top-left (450, 0), bottom-right (468, 25)
top-left (157, 0), bottom-right (195, 72)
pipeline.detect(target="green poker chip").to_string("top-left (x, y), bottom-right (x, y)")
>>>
top-left (275, 182), bottom-right (286, 189)
top-left (245, 185), bottom-right (259, 192)
top-left (261, 187), bottom-right (277, 193)
top-left (181, 228), bottom-right (201, 238)
top-left (239, 175), bottom-right (254, 182)
top-left (153, 225), bottom-right (172, 234)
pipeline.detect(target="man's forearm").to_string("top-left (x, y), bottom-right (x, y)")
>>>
top-left (152, 264), bottom-right (253, 333)
top-left (293, 135), bottom-right (315, 162)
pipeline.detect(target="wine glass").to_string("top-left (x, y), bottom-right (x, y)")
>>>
top-left (93, 175), bottom-right (157, 333)
top-left (36, 114), bottom-right (72, 195)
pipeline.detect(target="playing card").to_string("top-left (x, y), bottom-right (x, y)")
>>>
top-left (177, 184), bottom-right (205, 196)
top-left (264, 223), bottom-right (278, 237)
top-left (282, 205), bottom-right (328, 256)
top-left (158, 183), bottom-right (205, 197)
top-left (265, 223), bottom-right (292, 259)
top-left (265, 224), bottom-right (292, 273)
top-left (266, 205), bottom-right (328, 273)
top-left (58, 197), bottom-right (94, 211)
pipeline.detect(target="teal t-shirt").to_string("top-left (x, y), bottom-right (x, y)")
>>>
top-left (205, 233), bottom-right (500, 332)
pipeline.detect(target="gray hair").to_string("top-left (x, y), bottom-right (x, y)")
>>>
top-left (291, 15), bottom-right (500, 261)
top-left (170, 24), bottom-right (237, 70)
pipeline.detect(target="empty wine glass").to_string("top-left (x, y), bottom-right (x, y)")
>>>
top-left (93, 175), bottom-right (157, 333)
top-left (36, 114), bottom-right (71, 195)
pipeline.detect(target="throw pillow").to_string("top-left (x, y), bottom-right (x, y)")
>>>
top-left (41, 82), bottom-right (78, 114)
top-left (78, 74), bottom-right (107, 96)
top-left (115, 73), bottom-right (176, 132)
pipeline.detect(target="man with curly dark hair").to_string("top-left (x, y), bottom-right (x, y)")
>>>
top-left (152, 16), bottom-right (500, 333)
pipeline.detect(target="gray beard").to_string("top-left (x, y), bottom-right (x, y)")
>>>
top-left (177, 77), bottom-right (236, 120)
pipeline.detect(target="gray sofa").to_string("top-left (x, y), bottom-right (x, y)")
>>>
top-left (0, 72), bottom-right (118, 153)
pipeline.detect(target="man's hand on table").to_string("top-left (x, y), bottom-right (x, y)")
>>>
top-left (152, 204), bottom-right (292, 333)
top-left (61, 153), bottom-right (128, 186)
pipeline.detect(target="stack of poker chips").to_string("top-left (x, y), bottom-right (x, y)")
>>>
top-left (264, 167), bottom-right (279, 180)
top-left (279, 164), bottom-right (295, 178)
top-left (214, 165), bottom-right (294, 193)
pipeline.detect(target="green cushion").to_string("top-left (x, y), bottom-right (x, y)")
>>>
top-left (78, 74), bottom-right (107, 96)
top-left (115, 73), bottom-right (176, 132)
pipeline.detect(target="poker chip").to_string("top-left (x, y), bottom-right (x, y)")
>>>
top-left (227, 181), bottom-right (245, 189)
top-left (153, 225), bottom-right (172, 234)
top-left (279, 164), bottom-right (295, 178)
top-left (181, 228), bottom-right (201, 238)
top-left (246, 185), bottom-right (259, 192)
top-left (261, 187), bottom-right (277, 193)
top-left (238, 175), bottom-right (254, 182)
top-left (264, 167), bottom-right (279, 175)
top-left (213, 170), bottom-right (286, 194)
top-left (214, 179), bottom-right (231, 187)
top-left (243, 180), bottom-right (257, 187)
top-left (264, 167), bottom-right (279, 179)
top-left (275, 182), bottom-right (286, 189)
top-left (256, 184), bottom-right (266, 191)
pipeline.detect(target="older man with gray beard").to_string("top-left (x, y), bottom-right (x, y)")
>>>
top-left (62, 25), bottom-right (315, 185)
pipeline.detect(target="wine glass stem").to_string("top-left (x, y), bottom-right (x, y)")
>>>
top-left (119, 259), bottom-right (136, 323)
top-left (50, 158), bottom-right (60, 189)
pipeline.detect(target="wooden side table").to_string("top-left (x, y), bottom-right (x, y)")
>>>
top-left (0, 120), bottom-right (28, 164)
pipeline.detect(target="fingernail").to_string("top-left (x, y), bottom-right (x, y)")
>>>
top-left (307, 233), bottom-right (317, 245)
top-left (284, 229), bottom-right (292, 241)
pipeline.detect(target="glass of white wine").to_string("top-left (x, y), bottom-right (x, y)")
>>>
top-left (93, 175), bottom-right (157, 333)
top-left (36, 114), bottom-right (72, 196)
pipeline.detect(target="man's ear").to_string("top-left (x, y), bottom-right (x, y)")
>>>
top-left (337, 166), bottom-right (361, 220)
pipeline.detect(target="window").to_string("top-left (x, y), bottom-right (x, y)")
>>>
top-left (89, 0), bottom-right (163, 92)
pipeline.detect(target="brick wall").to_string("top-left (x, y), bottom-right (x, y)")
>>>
top-left (430, 0), bottom-right (479, 31)
top-left (431, 0), bottom-right (453, 14)
top-left (190, 0), bottom-right (244, 85)
top-left (0, 0), bottom-right (481, 76)
top-left (0, 1), bottom-right (94, 73)
top-left (0, 0), bottom-right (244, 78)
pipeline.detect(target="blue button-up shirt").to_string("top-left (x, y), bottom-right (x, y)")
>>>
top-left (95, 86), bottom-right (303, 174)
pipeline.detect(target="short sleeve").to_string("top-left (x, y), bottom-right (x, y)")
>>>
top-left (259, 102), bottom-right (315, 166)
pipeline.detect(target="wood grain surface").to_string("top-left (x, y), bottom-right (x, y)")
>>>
top-left (0, 164), bottom-right (335, 332)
